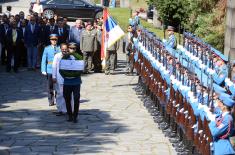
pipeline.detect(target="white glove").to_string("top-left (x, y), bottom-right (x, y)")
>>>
top-left (179, 85), bottom-right (184, 90)
top-left (207, 112), bottom-right (216, 121)
top-left (204, 106), bottom-right (210, 113)
top-left (176, 81), bottom-right (181, 87)
top-left (42, 72), bottom-right (47, 76)
top-left (209, 69), bottom-right (215, 75)
top-left (180, 108), bottom-right (184, 113)
top-left (172, 79), bottom-right (177, 84)
top-left (188, 91), bottom-right (194, 98)
top-left (201, 64), bottom-right (206, 69)
top-left (225, 78), bottom-right (229, 83)
top-left (170, 75), bottom-right (175, 81)
top-left (195, 57), bottom-right (199, 62)
top-left (198, 103), bottom-right (203, 109)
top-left (227, 80), bottom-right (233, 87)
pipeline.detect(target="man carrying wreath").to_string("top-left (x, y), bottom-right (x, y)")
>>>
top-left (59, 42), bottom-right (84, 123)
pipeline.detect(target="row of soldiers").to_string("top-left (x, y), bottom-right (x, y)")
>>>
top-left (0, 10), bottom-right (104, 73)
top-left (133, 26), bottom-right (235, 155)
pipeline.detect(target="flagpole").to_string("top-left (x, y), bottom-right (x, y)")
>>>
top-left (101, 7), bottom-right (108, 71)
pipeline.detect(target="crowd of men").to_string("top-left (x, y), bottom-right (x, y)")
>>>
top-left (0, 8), bottom-right (105, 73)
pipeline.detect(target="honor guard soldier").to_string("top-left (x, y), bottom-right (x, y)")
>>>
top-left (209, 94), bottom-right (235, 155)
top-left (41, 34), bottom-right (60, 106)
top-left (165, 26), bottom-right (177, 50)
top-left (213, 57), bottom-right (228, 86)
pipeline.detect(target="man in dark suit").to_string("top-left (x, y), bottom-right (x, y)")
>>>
top-left (5, 20), bottom-right (23, 72)
top-left (57, 20), bottom-right (68, 45)
top-left (45, 18), bottom-right (58, 46)
top-left (19, 19), bottom-right (27, 67)
top-left (24, 16), bottom-right (40, 70)
top-left (63, 17), bottom-right (70, 32)
top-left (38, 17), bottom-right (47, 68)
top-left (0, 15), bottom-right (10, 65)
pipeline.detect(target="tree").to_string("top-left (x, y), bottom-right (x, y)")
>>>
top-left (146, 0), bottom-right (191, 30)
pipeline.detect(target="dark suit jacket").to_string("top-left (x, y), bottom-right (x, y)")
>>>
top-left (45, 24), bottom-right (59, 45)
top-left (6, 28), bottom-right (23, 47)
top-left (24, 24), bottom-right (40, 47)
top-left (57, 27), bottom-right (69, 45)
top-left (38, 25), bottom-right (47, 45)
top-left (0, 23), bottom-right (10, 46)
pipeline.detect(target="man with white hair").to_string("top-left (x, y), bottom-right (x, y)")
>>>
top-left (69, 19), bottom-right (84, 54)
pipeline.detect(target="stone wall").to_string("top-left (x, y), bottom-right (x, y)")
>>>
top-left (224, 0), bottom-right (235, 61)
top-left (120, 0), bottom-right (130, 8)
top-left (153, 7), bottom-right (162, 29)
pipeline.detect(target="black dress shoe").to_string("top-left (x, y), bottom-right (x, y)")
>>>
top-left (160, 124), bottom-right (169, 130)
top-left (73, 119), bottom-right (77, 123)
top-left (56, 112), bottom-right (63, 116)
top-left (175, 147), bottom-right (186, 153)
top-left (67, 117), bottom-right (73, 122)
top-left (169, 138), bottom-right (180, 143)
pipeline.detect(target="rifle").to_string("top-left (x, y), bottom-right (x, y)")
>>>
top-left (194, 117), bottom-right (203, 153)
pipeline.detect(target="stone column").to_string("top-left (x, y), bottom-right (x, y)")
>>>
top-left (224, 0), bottom-right (235, 61)
top-left (153, 7), bottom-right (162, 29)
top-left (120, 0), bottom-right (130, 8)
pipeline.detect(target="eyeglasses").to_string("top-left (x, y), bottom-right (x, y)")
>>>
top-left (50, 39), bottom-right (57, 41)
top-left (69, 47), bottom-right (76, 50)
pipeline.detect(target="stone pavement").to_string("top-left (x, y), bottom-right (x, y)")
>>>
top-left (0, 52), bottom-right (176, 155)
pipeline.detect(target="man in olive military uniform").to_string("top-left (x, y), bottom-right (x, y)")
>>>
top-left (80, 22), bottom-right (97, 73)
top-left (105, 41), bottom-right (119, 75)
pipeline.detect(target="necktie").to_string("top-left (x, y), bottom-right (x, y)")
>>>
top-left (59, 28), bottom-right (61, 35)
top-left (50, 26), bottom-right (54, 33)
top-left (32, 24), bottom-right (35, 33)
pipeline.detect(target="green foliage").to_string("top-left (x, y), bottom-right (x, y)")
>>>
top-left (150, 0), bottom-right (191, 28)
top-left (109, 8), bottom-right (131, 32)
top-left (149, 0), bottom-right (225, 52)
top-left (194, 8), bottom-right (225, 52)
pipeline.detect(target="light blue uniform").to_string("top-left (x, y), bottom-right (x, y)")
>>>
top-left (209, 112), bottom-right (235, 155)
top-left (41, 45), bottom-right (60, 74)
top-left (165, 34), bottom-right (177, 49)
top-left (213, 64), bottom-right (228, 85)
top-left (209, 94), bottom-right (235, 155)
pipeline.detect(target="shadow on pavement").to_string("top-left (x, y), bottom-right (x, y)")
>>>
top-left (0, 68), bottom-right (47, 104)
top-left (0, 67), bottom-right (129, 154)
top-left (0, 108), bottom-right (129, 154)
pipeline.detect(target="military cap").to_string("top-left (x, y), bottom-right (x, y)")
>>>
top-left (68, 42), bottom-right (77, 48)
top-left (49, 34), bottom-right (58, 39)
top-left (213, 83), bottom-right (226, 94)
top-left (167, 26), bottom-right (175, 31)
top-left (86, 22), bottom-right (92, 27)
top-left (219, 93), bottom-right (235, 107)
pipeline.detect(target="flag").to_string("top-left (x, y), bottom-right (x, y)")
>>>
top-left (101, 8), bottom-right (125, 60)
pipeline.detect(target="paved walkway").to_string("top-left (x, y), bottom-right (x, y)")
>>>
top-left (0, 52), bottom-right (176, 155)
